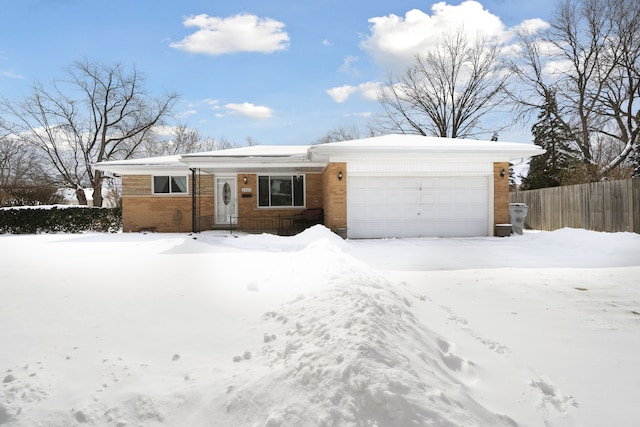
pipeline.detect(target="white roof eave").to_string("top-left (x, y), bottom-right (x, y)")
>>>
top-left (308, 134), bottom-right (545, 162)
top-left (94, 135), bottom-right (544, 175)
top-left (309, 148), bottom-right (544, 163)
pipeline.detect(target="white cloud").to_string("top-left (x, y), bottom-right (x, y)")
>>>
top-left (326, 85), bottom-right (359, 103)
top-left (327, 81), bottom-right (382, 103)
top-left (1, 70), bottom-right (24, 79)
top-left (187, 98), bottom-right (221, 109)
top-left (339, 55), bottom-right (360, 76)
top-left (544, 59), bottom-right (574, 78)
top-left (346, 112), bottom-right (372, 118)
top-left (176, 109), bottom-right (198, 120)
top-left (322, 39), bottom-right (332, 46)
top-left (225, 102), bottom-right (274, 119)
top-left (513, 18), bottom-right (550, 35)
top-left (151, 125), bottom-right (177, 138)
top-left (360, 1), bottom-right (510, 72)
top-left (170, 13), bottom-right (290, 55)
top-left (357, 81), bottom-right (383, 101)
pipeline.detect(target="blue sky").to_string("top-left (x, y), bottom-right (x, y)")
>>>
top-left (0, 0), bottom-right (556, 146)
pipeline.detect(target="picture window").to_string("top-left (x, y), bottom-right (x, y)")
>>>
top-left (258, 175), bottom-right (304, 207)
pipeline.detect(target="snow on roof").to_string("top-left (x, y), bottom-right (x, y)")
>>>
top-left (94, 154), bottom-right (187, 174)
top-left (95, 135), bottom-right (544, 174)
top-left (182, 145), bottom-right (311, 159)
top-left (95, 154), bottom-right (183, 167)
top-left (309, 134), bottom-right (544, 158)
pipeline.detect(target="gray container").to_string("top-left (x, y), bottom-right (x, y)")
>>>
top-left (509, 203), bottom-right (528, 235)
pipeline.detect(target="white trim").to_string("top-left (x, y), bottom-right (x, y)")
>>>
top-left (309, 134), bottom-right (545, 162)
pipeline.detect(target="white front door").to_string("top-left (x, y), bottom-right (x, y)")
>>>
top-left (215, 177), bottom-right (237, 224)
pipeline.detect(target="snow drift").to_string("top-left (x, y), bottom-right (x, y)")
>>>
top-left (1, 226), bottom-right (639, 426)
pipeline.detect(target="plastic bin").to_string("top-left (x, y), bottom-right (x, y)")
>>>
top-left (509, 203), bottom-right (528, 235)
top-left (495, 224), bottom-right (512, 237)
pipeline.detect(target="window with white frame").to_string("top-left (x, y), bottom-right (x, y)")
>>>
top-left (153, 176), bottom-right (188, 194)
top-left (258, 175), bottom-right (304, 207)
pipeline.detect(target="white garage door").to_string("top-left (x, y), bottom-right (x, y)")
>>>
top-left (347, 175), bottom-right (489, 238)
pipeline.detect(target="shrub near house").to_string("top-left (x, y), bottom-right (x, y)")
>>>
top-left (0, 206), bottom-right (122, 234)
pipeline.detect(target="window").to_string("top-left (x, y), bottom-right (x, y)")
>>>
top-left (258, 175), bottom-right (304, 207)
top-left (153, 176), bottom-right (187, 194)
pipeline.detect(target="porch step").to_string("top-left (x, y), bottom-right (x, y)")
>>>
top-left (210, 224), bottom-right (238, 231)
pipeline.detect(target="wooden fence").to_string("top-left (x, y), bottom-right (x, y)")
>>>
top-left (509, 178), bottom-right (640, 233)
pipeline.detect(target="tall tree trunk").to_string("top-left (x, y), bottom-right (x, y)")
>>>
top-left (93, 170), bottom-right (103, 207)
top-left (75, 188), bottom-right (87, 205)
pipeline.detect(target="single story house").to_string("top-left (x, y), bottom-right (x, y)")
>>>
top-left (94, 134), bottom-right (544, 238)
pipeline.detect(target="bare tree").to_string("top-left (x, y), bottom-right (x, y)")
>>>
top-left (244, 136), bottom-right (260, 147)
top-left (315, 125), bottom-right (374, 144)
top-left (0, 131), bottom-right (60, 206)
top-left (0, 137), bottom-right (34, 188)
top-left (0, 58), bottom-right (179, 206)
top-left (144, 124), bottom-right (215, 157)
top-left (143, 125), bottom-right (256, 157)
top-left (373, 29), bottom-right (510, 139)
top-left (511, 0), bottom-right (640, 179)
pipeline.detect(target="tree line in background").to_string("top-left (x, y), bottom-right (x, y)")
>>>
top-left (320, 0), bottom-right (639, 189)
top-left (514, 0), bottom-right (639, 189)
top-left (1, 0), bottom-right (638, 207)
top-left (0, 59), bottom-right (256, 208)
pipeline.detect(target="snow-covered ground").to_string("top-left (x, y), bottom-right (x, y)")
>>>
top-left (1, 226), bottom-right (639, 426)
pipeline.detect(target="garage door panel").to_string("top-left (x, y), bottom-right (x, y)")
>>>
top-left (348, 175), bottom-right (489, 238)
top-left (420, 193), bottom-right (436, 204)
top-left (434, 208), bottom-right (455, 220)
top-left (403, 177), bottom-right (422, 188)
top-left (451, 206), bottom-right (485, 220)
top-left (384, 191), bottom-right (404, 205)
top-left (403, 190), bottom-right (421, 204)
top-left (453, 191), bottom-right (486, 204)
top-left (436, 192), bottom-right (453, 204)
top-left (364, 210), bottom-right (387, 221)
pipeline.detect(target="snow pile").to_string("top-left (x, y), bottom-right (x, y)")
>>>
top-left (221, 224), bottom-right (349, 252)
top-left (219, 240), bottom-right (514, 426)
top-left (1, 226), bottom-right (639, 426)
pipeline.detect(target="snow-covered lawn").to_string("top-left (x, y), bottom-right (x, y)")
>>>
top-left (1, 227), bottom-right (639, 426)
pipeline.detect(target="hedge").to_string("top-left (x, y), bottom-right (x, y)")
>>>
top-left (0, 206), bottom-right (122, 234)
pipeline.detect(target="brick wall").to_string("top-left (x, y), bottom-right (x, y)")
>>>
top-left (121, 174), bottom-right (214, 233)
top-left (123, 165), bottom-right (508, 236)
top-left (321, 162), bottom-right (347, 231)
top-left (493, 162), bottom-right (510, 229)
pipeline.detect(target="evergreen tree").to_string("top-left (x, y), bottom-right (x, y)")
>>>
top-left (521, 93), bottom-right (577, 190)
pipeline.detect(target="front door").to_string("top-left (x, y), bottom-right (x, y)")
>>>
top-left (215, 176), bottom-right (237, 224)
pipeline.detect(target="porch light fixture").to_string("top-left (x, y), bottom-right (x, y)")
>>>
top-left (338, 171), bottom-right (343, 181)
top-left (243, 176), bottom-right (248, 184)
top-left (500, 168), bottom-right (506, 178)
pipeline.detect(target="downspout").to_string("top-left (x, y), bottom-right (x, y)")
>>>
top-left (190, 168), bottom-right (197, 233)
